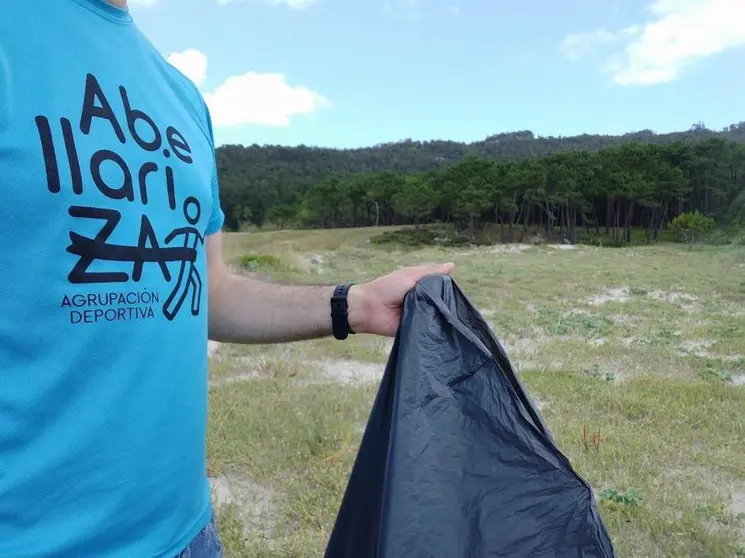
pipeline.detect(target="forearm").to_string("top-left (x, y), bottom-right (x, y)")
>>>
top-left (203, 230), bottom-right (452, 343)
top-left (207, 272), bottom-right (364, 344)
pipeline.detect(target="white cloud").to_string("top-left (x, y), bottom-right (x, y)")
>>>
top-left (167, 49), bottom-right (327, 127)
top-left (562, 0), bottom-right (745, 85)
top-left (167, 49), bottom-right (208, 87)
top-left (216, 0), bottom-right (316, 8)
top-left (561, 26), bottom-right (640, 61)
top-left (204, 72), bottom-right (327, 127)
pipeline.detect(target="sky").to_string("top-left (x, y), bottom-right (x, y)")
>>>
top-left (127, 0), bottom-right (745, 149)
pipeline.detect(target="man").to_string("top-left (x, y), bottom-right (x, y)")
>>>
top-left (0, 1), bottom-right (453, 556)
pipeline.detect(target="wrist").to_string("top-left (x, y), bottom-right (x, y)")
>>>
top-left (347, 284), bottom-right (370, 335)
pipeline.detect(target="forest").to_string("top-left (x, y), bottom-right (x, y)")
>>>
top-left (215, 121), bottom-right (745, 243)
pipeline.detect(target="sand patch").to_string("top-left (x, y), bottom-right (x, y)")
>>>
top-left (677, 340), bottom-right (742, 363)
top-left (611, 314), bottom-right (638, 326)
top-left (727, 486), bottom-right (745, 539)
top-left (210, 474), bottom-right (280, 540)
top-left (730, 489), bottom-right (745, 516)
top-left (666, 471), bottom-right (745, 537)
top-left (732, 375), bottom-right (745, 387)
top-left (585, 288), bottom-right (700, 310)
top-left (209, 355), bottom-right (310, 387)
top-left (503, 335), bottom-right (540, 355)
top-left (318, 359), bottom-right (384, 384)
top-left (513, 330), bottom-right (626, 378)
top-left (502, 329), bottom-right (604, 356)
top-left (500, 330), bottom-right (616, 373)
top-left (548, 244), bottom-right (577, 250)
top-left (514, 360), bottom-right (564, 372)
top-left (489, 243), bottom-right (532, 254)
top-left (210, 356), bottom-right (383, 387)
top-left (587, 287), bottom-right (632, 305)
top-left (305, 253), bottom-right (326, 274)
top-left (678, 339), bottom-right (716, 358)
top-left (649, 290), bottom-right (699, 311)
top-left (211, 372), bottom-right (263, 387)
top-left (208, 341), bottom-right (221, 358)
top-left (721, 304), bottom-right (745, 318)
top-left (501, 333), bottom-right (568, 371)
top-left (706, 354), bottom-right (743, 365)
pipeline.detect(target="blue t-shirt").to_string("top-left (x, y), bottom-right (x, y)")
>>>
top-left (0, 1), bottom-right (225, 556)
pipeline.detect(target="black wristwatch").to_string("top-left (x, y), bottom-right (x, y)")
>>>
top-left (331, 282), bottom-right (355, 340)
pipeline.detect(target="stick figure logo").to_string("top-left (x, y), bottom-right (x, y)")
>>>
top-left (163, 197), bottom-right (204, 321)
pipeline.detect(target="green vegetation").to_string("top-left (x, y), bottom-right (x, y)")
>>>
top-left (240, 253), bottom-right (287, 272)
top-left (217, 125), bottom-right (745, 247)
top-left (369, 224), bottom-right (493, 247)
top-left (599, 487), bottom-right (645, 509)
top-left (208, 228), bottom-right (745, 558)
top-left (670, 210), bottom-right (717, 248)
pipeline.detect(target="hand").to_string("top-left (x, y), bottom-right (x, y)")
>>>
top-left (347, 262), bottom-right (455, 337)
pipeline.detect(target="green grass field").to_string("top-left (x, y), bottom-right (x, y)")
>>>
top-left (207, 227), bottom-right (745, 558)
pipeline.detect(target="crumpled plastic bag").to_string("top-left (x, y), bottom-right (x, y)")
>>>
top-left (325, 274), bottom-right (615, 558)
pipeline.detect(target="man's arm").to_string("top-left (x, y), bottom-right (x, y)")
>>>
top-left (205, 232), bottom-right (454, 344)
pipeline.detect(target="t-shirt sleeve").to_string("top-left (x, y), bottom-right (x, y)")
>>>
top-left (202, 101), bottom-right (225, 236)
top-left (206, 161), bottom-right (225, 236)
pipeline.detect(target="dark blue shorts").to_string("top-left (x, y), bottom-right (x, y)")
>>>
top-left (175, 517), bottom-right (223, 558)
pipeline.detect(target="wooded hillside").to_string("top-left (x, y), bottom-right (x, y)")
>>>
top-left (215, 121), bottom-right (745, 242)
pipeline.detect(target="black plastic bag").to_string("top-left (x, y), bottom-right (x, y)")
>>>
top-left (325, 274), bottom-right (615, 558)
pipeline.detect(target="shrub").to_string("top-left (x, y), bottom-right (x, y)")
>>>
top-left (370, 228), bottom-right (441, 247)
top-left (700, 228), bottom-right (732, 245)
top-left (241, 253), bottom-right (285, 272)
top-left (732, 229), bottom-right (745, 246)
top-left (669, 211), bottom-right (716, 248)
top-left (370, 225), bottom-right (490, 247)
top-left (599, 487), bottom-right (644, 508)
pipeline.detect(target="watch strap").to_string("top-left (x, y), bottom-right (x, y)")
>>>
top-left (331, 283), bottom-right (355, 340)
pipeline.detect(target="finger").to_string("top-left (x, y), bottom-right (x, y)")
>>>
top-left (416, 262), bottom-right (454, 275)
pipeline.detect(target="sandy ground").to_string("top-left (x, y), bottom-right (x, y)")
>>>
top-left (209, 474), bottom-right (280, 540)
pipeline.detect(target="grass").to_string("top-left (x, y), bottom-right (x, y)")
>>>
top-left (367, 222), bottom-right (685, 248)
top-left (207, 226), bottom-right (745, 557)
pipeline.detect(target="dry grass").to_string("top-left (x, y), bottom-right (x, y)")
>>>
top-left (208, 227), bottom-right (745, 557)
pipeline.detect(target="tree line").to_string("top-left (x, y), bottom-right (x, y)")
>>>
top-left (215, 123), bottom-right (745, 243)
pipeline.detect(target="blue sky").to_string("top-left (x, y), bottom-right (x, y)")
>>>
top-left (128, 0), bottom-right (745, 148)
